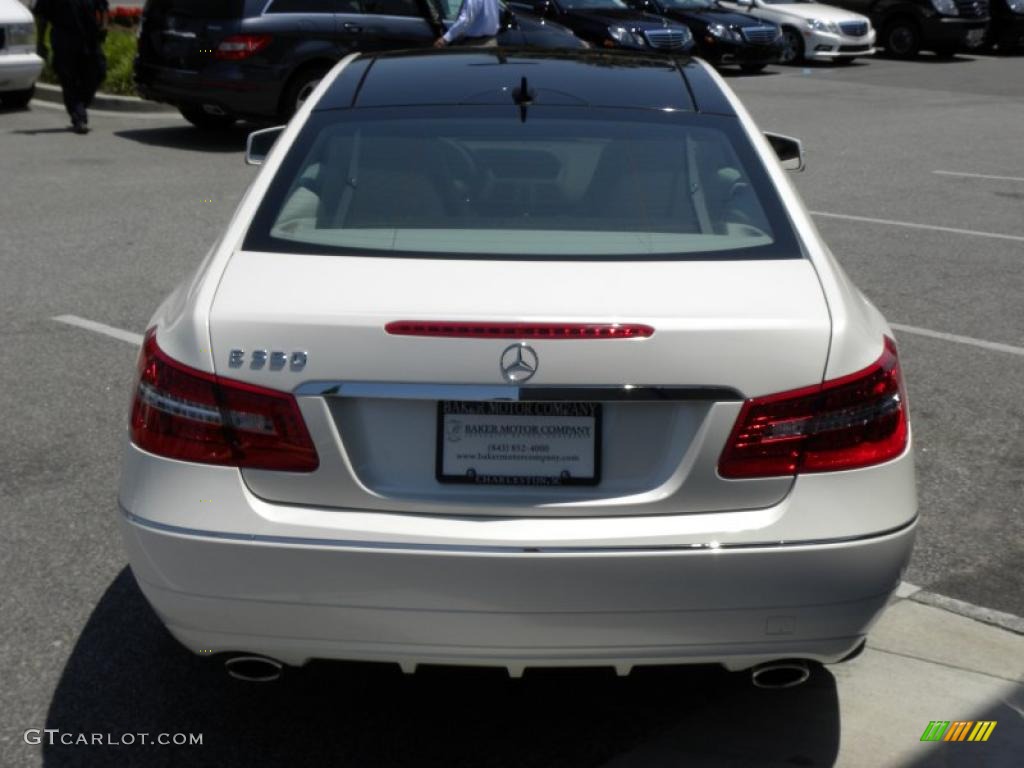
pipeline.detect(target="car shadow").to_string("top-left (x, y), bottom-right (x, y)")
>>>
top-left (781, 59), bottom-right (871, 70)
top-left (877, 50), bottom-right (977, 63)
top-left (718, 67), bottom-right (781, 79)
top-left (114, 125), bottom-right (256, 154)
top-left (8, 127), bottom-right (77, 135)
top-left (42, 569), bottom-right (841, 767)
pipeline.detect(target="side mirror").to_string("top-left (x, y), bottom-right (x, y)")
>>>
top-left (764, 131), bottom-right (804, 172)
top-left (245, 125), bottom-right (285, 166)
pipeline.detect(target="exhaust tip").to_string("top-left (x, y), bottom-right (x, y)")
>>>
top-left (750, 660), bottom-right (811, 689)
top-left (224, 655), bottom-right (284, 683)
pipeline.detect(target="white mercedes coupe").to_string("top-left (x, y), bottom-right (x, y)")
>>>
top-left (119, 49), bottom-right (916, 687)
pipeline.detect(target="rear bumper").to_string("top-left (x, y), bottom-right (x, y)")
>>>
top-left (133, 59), bottom-right (283, 118)
top-left (120, 504), bottom-right (915, 673)
top-left (0, 53), bottom-right (44, 92)
top-left (119, 417), bottom-right (916, 673)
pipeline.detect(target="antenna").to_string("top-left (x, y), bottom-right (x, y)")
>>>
top-left (511, 76), bottom-right (535, 123)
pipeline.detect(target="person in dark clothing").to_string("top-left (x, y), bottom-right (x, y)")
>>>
top-left (34, 0), bottom-right (109, 134)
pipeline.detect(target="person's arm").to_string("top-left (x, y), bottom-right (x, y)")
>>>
top-left (435, 0), bottom-right (479, 46)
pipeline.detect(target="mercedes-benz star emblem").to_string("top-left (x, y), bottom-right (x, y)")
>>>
top-left (500, 344), bottom-right (538, 383)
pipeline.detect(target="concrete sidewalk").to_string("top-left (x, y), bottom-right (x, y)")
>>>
top-left (602, 597), bottom-right (1024, 768)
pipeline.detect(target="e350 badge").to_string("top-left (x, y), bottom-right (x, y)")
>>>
top-left (228, 348), bottom-right (308, 371)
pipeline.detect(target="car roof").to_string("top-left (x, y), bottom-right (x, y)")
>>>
top-left (315, 50), bottom-right (735, 115)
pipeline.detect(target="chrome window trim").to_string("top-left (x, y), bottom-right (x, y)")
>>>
top-left (293, 381), bottom-right (745, 401)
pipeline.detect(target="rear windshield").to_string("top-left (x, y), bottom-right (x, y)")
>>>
top-left (245, 106), bottom-right (802, 261)
top-left (143, 0), bottom-right (246, 18)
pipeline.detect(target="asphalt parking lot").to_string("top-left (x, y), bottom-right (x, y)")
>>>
top-left (1, 51), bottom-right (1022, 767)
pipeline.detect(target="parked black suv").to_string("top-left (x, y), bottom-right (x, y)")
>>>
top-left (507, 0), bottom-right (695, 52)
top-left (827, 0), bottom-right (990, 57)
top-left (135, 0), bottom-right (586, 128)
top-left (624, 0), bottom-right (781, 71)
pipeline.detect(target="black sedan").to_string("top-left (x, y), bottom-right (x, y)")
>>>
top-left (508, 0), bottom-right (695, 53)
top-left (135, 0), bottom-right (587, 129)
top-left (625, 0), bottom-right (781, 70)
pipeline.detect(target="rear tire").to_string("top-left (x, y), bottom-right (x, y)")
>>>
top-left (178, 105), bottom-right (236, 130)
top-left (779, 27), bottom-right (804, 64)
top-left (1, 86), bottom-right (35, 109)
top-left (883, 18), bottom-right (920, 58)
top-left (281, 65), bottom-right (330, 120)
top-left (995, 30), bottom-right (1021, 54)
top-left (740, 63), bottom-right (766, 73)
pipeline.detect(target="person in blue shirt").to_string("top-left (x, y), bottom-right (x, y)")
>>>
top-left (433, 0), bottom-right (502, 47)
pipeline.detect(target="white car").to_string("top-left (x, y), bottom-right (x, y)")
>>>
top-left (0, 0), bottom-right (42, 108)
top-left (119, 50), bottom-right (916, 686)
top-left (719, 0), bottom-right (876, 62)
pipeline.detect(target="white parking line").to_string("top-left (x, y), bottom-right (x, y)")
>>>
top-left (810, 210), bottom-right (1024, 244)
top-left (891, 323), bottom-right (1024, 358)
top-left (53, 314), bottom-right (143, 345)
top-left (934, 170), bottom-right (1024, 183)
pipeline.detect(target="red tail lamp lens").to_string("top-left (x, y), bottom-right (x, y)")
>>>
top-left (130, 330), bottom-right (318, 472)
top-left (718, 337), bottom-right (908, 478)
top-left (214, 34), bottom-right (272, 60)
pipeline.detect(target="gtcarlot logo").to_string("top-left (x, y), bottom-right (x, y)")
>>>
top-left (24, 730), bottom-right (203, 747)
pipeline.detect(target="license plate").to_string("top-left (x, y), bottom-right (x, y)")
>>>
top-left (966, 28), bottom-right (985, 47)
top-left (161, 36), bottom-right (191, 60)
top-left (437, 401), bottom-right (601, 486)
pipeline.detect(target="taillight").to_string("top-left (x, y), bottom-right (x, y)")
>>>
top-left (130, 330), bottom-right (318, 472)
top-left (214, 34), bottom-right (272, 60)
top-left (718, 337), bottom-right (908, 479)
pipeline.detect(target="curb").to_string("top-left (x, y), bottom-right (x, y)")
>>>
top-left (34, 82), bottom-right (176, 114)
top-left (894, 581), bottom-right (1024, 636)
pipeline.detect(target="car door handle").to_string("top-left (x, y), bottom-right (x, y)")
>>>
top-left (343, 23), bottom-right (362, 33)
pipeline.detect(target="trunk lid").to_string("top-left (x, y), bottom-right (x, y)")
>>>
top-left (209, 252), bottom-right (831, 517)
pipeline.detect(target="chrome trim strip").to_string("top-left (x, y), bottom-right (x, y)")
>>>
top-left (121, 506), bottom-right (917, 555)
top-left (292, 381), bottom-right (745, 401)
